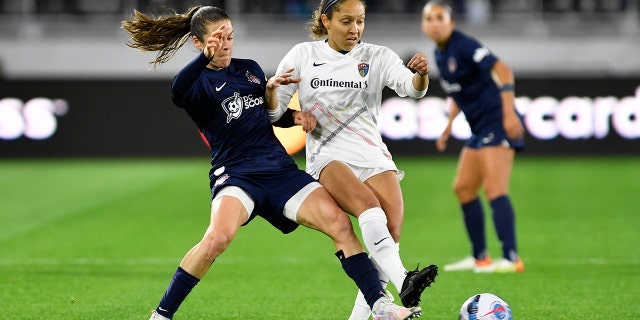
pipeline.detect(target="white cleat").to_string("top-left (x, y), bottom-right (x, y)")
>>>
top-left (149, 310), bottom-right (170, 320)
top-left (490, 257), bottom-right (525, 273)
top-left (372, 296), bottom-right (422, 320)
top-left (443, 256), bottom-right (493, 272)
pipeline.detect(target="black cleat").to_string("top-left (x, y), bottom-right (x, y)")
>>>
top-left (399, 264), bottom-right (438, 307)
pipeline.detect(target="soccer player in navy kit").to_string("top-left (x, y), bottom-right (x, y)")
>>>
top-left (122, 6), bottom-right (421, 320)
top-left (422, 0), bottom-right (525, 273)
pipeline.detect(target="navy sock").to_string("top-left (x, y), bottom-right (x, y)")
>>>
top-left (490, 195), bottom-right (518, 261)
top-left (336, 251), bottom-right (385, 308)
top-left (461, 198), bottom-right (487, 259)
top-left (156, 266), bottom-right (200, 319)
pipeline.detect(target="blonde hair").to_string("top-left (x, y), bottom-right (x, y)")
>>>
top-left (122, 6), bottom-right (229, 67)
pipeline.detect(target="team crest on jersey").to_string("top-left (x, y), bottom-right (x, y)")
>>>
top-left (447, 57), bottom-right (457, 73)
top-left (222, 92), bottom-right (244, 123)
top-left (221, 92), bottom-right (265, 123)
top-left (358, 62), bottom-right (369, 77)
top-left (246, 71), bottom-right (261, 84)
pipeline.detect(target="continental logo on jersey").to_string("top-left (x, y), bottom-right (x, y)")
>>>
top-left (358, 62), bottom-right (369, 77)
top-left (222, 92), bottom-right (265, 123)
top-left (310, 78), bottom-right (369, 90)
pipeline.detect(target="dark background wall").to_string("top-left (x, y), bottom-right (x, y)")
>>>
top-left (1, 77), bottom-right (638, 157)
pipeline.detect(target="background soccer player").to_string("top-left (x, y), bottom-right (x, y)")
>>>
top-left (422, 0), bottom-right (525, 273)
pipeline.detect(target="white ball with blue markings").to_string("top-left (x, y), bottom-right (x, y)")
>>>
top-left (459, 293), bottom-right (513, 320)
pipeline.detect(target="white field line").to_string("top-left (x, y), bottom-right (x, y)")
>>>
top-left (0, 257), bottom-right (639, 266)
top-left (0, 256), bottom-right (318, 266)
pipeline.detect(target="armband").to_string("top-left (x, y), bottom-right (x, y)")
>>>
top-left (501, 84), bottom-right (515, 92)
top-left (272, 108), bottom-right (297, 128)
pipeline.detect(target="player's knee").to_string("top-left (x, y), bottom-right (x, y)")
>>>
top-left (454, 182), bottom-right (476, 200)
top-left (327, 210), bottom-right (357, 241)
top-left (386, 219), bottom-right (403, 242)
top-left (201, 230), bottom-right (235, 260)
top-left (352, 193), bottom-right (381, 214)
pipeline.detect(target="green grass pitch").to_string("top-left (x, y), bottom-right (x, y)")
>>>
top-left (1, 156), bottom-right (638, 319)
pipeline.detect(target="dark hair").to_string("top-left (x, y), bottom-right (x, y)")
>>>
top-left (122, 6), bottom-right (230, 67)
top-left (424, 0), bottom-right (454, 19)
top-left (307, 0), bottom-right (366, 40)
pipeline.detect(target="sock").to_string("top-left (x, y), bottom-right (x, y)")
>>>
top-left (358, 208), bottom-right (407, 291)
top-left (337, 251), bottom-right (386, 309)
top-left (461, 198), bottom-right (488, 260)
top-left (348, 251), bottom-right (391, 320)
top-left (490, 195), bottom-right (518, 261)
top-left (155, 266), bottom-right (200, 319)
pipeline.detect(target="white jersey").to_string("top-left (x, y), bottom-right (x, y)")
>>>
top-left (276, 40), bottom-right (427, 179)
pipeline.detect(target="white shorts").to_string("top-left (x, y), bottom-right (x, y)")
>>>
top-left (343, 162), bottom-right (405, 182)
top-left (313, 160), bottom-right (404, 182)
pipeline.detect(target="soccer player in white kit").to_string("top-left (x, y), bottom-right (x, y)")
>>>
top-left (273, 0), bottom-right (439, 318)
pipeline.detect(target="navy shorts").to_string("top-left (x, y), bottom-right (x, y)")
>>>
top-left (465, 128), bottom-right (524, 152)
top-left (211, 168), bottom-right (316, 234)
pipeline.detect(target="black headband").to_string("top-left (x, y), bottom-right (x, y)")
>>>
top-left (321, 0), bottom-right (339, 14)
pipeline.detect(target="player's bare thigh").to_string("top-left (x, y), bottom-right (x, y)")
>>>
top-left (478, 145), bottom-right (515, 200)
top-left (454, 147), bottom-right (484, 203)
top-left (318, 160), bottom-right (381, 217)
top-left (295, 186), bottom-right (363, 257)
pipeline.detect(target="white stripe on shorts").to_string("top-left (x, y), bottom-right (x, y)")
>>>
top-left (283, 181), bottom-right (322, 223)
top-left (212, 186), bottom-right (255, 222)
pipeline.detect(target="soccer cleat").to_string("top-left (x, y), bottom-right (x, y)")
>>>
top-left (149, 310), bottom-right (170, 320)
top-left (491, 257), bottom-right (525, 273)
top-left (399, 264), bottom-right (438, 307)
top-left (372, 296), bottom-right (422, 320)
top-left (443, 256), bottom-right (492, 272)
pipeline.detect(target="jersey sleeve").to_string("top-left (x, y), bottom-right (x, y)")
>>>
top-left (380, 46), bottom-right (427, 99)
top-left (275, 44), bottom-right (303, 120)
top-left (171, 52), bottom-right (210, 108)
top-left (459, 36), bottom-right (497, 72)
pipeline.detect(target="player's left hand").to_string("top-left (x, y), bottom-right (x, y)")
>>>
top-left (504, 113), bottom-right (524, 140)
top-left (407, 53), bottom-right (429, 76)
top-left (293, 110), bottom-right (316, 133)
top-left (267, 67), bottom-right (302, 90)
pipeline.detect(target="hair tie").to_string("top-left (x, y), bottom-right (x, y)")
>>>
top-left (322, 0), bottom-right (339, 14)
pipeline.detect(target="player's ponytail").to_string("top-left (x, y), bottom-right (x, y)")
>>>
top-left (122, 6), bottom-right (230, 68)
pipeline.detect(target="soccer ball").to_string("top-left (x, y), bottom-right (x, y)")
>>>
top-left (458, 293), bottom-right (513, 320)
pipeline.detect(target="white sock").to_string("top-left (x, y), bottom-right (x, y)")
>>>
top-left (358, 208), bottom-right (407, 291)
top-left (348, 254), bottom-right (390, 320)
top-left (348, 290), bottom-right (372, 320)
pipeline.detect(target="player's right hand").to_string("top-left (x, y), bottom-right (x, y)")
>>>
top-left (204, 24), bottom-right (225, 59)
top-left (436, 133), bottom-right (448, 152)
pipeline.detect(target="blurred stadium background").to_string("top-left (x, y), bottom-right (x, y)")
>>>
top-left (1, 0), bottom-right (639, 78)
top-left (0, 0), bottom-right (638, 156)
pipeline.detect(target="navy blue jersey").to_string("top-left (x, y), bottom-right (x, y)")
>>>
top-left (171, 53), bottom-right (299, 180)
top-left (434, 30), bottom-right (502, 134)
